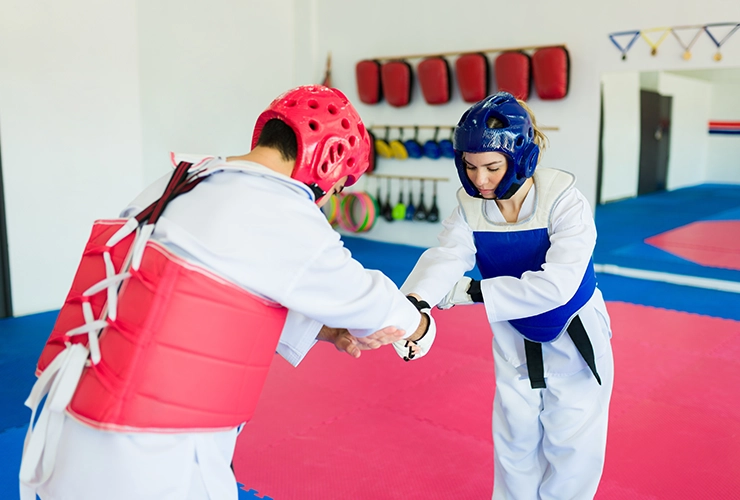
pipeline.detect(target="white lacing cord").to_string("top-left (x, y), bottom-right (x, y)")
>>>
top-left (131, 224), bottom-right (155, 271)
top-left (19, 217), bottom-right (145, 498)
top-left (60, 217), bottom-right (142, 367)
top-left (19, 343), bottom-right (89, 500)
top-left (77, 271), bottom-right (131, 365)
top-left (103, 251), bottom-right (118, 321)
top-left (103, 216), bottom-right (139, 321)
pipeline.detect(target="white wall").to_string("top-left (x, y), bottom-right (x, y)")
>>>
top-left (0, 0), bottom-right (143, 316)
top-left (706, 83), bottom-right (740, 183)
top-left (137, 0), bottom-right (297, 184)
top-left (600, 70), bottom-right (738, 198)
top-left (656, 73), bottom-right (712, 190)
top-left (0, 0), bottom-right (301, 315)
top-left (600, 72), bottom-right (641, 202)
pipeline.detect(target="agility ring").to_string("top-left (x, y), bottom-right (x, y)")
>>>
top-left (322, 193), bottom-right (340, 225)
top-left (337, 192), bottom-right (376, 233)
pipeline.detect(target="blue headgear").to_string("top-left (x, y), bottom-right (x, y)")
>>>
top-left (453, 92), bottom-right (540, 199)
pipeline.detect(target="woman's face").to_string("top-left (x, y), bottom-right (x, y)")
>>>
top-left (462, 151), bottom-right (508, 199)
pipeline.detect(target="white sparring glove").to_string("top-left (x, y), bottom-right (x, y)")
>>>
top-left (436, 277), bottom-right (484, 310)
top-left (392, 297), bottom-right (436, 362)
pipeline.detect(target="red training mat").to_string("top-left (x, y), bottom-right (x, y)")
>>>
top-left (645, 220), bottom-right (740, 271)
top-left (233, 302), bottom-right (740, 499)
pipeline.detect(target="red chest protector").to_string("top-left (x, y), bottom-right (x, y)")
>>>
top-left (34, 160), bottom-right (287, 431)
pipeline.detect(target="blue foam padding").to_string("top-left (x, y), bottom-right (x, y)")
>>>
top-left (705, 206), bottom-right (740, 221)
top-left (596, 273), bottom-right (740, 321)
top-left (0, 311), bottom-right (58, 431)
top-left (0, 426), bottom-right (27, 498)
top-left (612, 240), bottom-right (695, 263)
top-left (595, 184), bottom-right (740, 258)
top-left (595, 184), bottom-right (740, 281)
top-left (605, 243), bottom-right (740, 282)
top-left (238, 486), bottom-right (274, 499)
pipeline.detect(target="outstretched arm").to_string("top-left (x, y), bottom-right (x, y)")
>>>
top-left (317, 325), bottom-right (406, 358)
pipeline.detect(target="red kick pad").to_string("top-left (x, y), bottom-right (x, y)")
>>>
top-left (645, 220), bottom-right (740, 270)
top-left (532, 46), bottom-right (570, 100)
top-left (355, 60), bottom-right (382, 105)
top-left (495, 51), bottom-right (531, 101)
top-left (456, 53), bottom-right (489, 103)
top-left (417, 57), bottom-right (451, 105)
top-left (381, 60), bottom-right (413, 107)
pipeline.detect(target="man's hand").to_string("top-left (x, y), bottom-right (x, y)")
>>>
top-left (392, 296), bottom-right (437, 361)
top-left (354, 325), bottom-right (407, 349)
top-left (317, 325), bottom-right (406, 359)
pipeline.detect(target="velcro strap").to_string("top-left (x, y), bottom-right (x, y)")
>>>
top-left (406, 295), bottom-right (430, 311)
top-left (467, 279), bottom-right (484, 303)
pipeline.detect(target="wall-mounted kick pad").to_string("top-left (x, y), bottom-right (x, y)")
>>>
top-left (455, 53), bottom-right (489, 103)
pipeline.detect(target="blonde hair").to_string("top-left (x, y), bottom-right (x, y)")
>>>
top-left (485, 99), bottom-right (549, 163)
top-left (516, 99), bottom-right (548, 155)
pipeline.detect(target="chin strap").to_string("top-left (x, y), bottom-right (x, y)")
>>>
top-left (392, 296), bottom-right (437, 361)
top-left (307, 183), bottom-right (327, 202)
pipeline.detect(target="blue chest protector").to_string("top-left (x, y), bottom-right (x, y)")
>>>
top-left (458, 168), bottom-right (596, 343)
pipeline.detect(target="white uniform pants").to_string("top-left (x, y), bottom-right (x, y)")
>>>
top-left (492, 342), bottom-right (614, 500)
top-left (36, 417), bottom-right (239, 500)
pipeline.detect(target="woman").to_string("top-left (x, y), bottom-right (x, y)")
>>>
top-left (401, 92), bottom-right (614, 499)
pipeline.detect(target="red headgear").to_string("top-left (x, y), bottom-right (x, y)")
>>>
top-left (252, 85), bottom-right (371, 200)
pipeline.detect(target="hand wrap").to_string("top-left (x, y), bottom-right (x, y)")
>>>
top-left (392, 296), bottom-right (436, 361)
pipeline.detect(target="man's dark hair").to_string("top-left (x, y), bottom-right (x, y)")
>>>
top-left (256, 119), bottom-right (298, 162)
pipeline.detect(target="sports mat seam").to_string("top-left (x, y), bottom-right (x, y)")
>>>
top-left (596, 265), bottom-right (740, 293)
top-left (608, 299), bottom-right (740, 321)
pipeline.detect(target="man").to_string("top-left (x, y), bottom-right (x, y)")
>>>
top-left (20, 85), bottom-right (434, 500)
